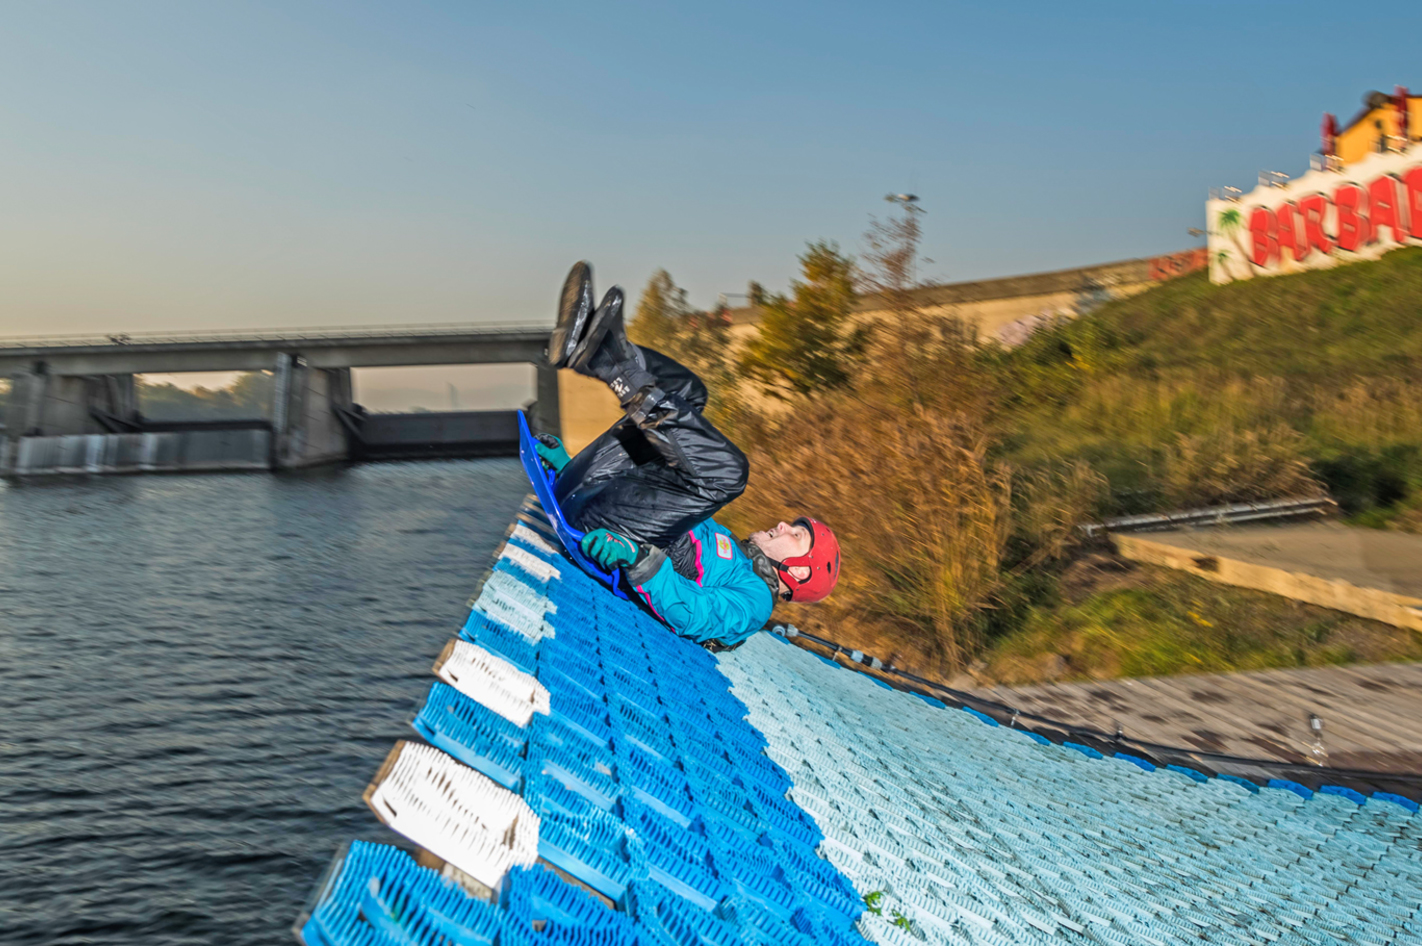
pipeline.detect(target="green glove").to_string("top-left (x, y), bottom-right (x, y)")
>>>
top-left (534, 433), bottom-right (572, 473)
top-left (580, 528), bottom-right (640, 570)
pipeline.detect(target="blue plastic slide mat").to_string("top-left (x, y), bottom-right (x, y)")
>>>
top-left (297, 498), bottom-right (872, 945)
top-left (298, 493), bottom-right (1422, 946)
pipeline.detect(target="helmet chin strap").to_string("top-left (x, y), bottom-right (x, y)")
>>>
top-left (761, 520), bottom-right (817, 602)
top-left (762, 517), bottom-right (819, 597)
top-left (745, 533), bottom-right (794, 602)
top-left (774, 557), bottom-right (808, 602)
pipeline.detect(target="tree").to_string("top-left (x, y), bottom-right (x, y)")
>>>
top-left (738, 241), bottom-right (869, 399)
top-left (137, 371), bottom-right (274, 420)
top-left (226, 370), bottom-right (274, 414)
top-left (627, 269), bottom-right (691, 355)
top-left (861, 198), bottom-right (924, 320)
top-left (857, 196), bottom-right (975, 411)
top-left (628, 269), bottom-right (737, 396)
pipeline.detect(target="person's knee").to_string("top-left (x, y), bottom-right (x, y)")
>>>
top-left (732, 444), bottom-right (750, 490)
top-left (640, 347), bottom-right (709, 411)
top-left (704, 443), bottom-right (749, 503)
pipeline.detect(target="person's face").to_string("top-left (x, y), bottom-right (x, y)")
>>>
top-left (749, 520), bottom-right (813, 582)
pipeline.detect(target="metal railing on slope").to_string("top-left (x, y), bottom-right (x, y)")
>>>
top-left (1078, 496), bottom-right (1337, 537)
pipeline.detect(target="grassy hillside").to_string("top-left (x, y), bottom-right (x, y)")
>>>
top-left (956, 251), bottom-right (1422, 683)
top-left (1030, 248), bottom-right (1422, 378)
top-left (981, 556), bottom-right (1422, 685)
top-left (990, 248), bottom-right (1422, 525)
top-left (660, 249), bottom-right (1422, 681)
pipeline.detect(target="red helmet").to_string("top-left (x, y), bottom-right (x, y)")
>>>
top-left (777, 517), bottom-right (841, 603)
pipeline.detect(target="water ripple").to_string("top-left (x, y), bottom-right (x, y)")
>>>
top-left (0, 460), bottom-right (528, 945)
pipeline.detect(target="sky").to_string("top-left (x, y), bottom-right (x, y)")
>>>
top-left (1, 1), bottom-right (1419, 405)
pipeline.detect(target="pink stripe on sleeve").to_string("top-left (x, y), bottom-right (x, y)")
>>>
top-left (635, 586), bottom-right (666, 623)
top-left (685, 530), bottom-right (705, 586)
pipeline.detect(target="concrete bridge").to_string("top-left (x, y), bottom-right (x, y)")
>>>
top-left (0, 323), bottom-right (557, 475)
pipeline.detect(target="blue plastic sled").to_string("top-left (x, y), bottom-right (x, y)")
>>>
top-left (518, 410), bottom-right (629, 599)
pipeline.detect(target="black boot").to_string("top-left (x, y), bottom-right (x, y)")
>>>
top-left (569, 287), bottom-right (660, 407)
top-left (548, 261), bottom-right (594, 369)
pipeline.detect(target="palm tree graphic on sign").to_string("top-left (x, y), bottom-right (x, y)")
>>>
top-left (1215, 207), bottom-right (1253, 279)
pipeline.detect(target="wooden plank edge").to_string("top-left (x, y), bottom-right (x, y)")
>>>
top-left (1111, 533), bottom-right (1422, 634)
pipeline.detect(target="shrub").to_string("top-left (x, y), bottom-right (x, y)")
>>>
top-left (724, 314), bottom-right (1103, 673)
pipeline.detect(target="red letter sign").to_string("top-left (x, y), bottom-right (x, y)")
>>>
top-left (1297, 194), bottom-right (1332, 257)
top-left (1275, 202), bottom-right (1304, 261)
top-left (1249, 206), bottom-right (1277, 266)
top-left (1334, 185), bottom-right (1368, 251)
top-left (1405, 166), bottom-right (1422, 240)
top-left (1368, 175), bottom-right (1403, 244)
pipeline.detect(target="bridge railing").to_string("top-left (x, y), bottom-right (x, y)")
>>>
top-left (0, 321), bottom-right (552, 350)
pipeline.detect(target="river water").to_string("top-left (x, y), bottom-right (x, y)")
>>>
top-left (0, 461), bottom-right (531, 946)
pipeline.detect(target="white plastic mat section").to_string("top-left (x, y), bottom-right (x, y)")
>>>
top-left (434, 639), bottom-right (550, 727)
top-left (364, 741), bottom-right (540, 889)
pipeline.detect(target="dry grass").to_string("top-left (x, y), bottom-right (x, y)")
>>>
top-left (1002, 373), bottom-right (1324, 512)
top-left (1310, 379), bottom-right (1422, 450)
top-left (720, 316), bottom-right (1105, 675)
top-left (665, 246), bottom-right (1422, 682)
top-left (733, 392), bottom-right (1009, 674)
top-left (1002, 252), bottom-right (1422, 525)
top-left (1158, 425), bottom-right (1323, 509)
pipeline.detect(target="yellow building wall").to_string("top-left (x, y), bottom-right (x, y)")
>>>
top-left (1337, 99), bottom-right (1422, 166)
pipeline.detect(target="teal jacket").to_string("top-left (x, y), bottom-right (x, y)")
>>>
top-left (625, 518), bottom-right (776, 647)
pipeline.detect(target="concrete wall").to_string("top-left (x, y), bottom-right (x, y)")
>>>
top-left (556, 373), bottom-right (620, 455)
top-left (724, 254), bottom-right (1175, 345)
top-left (3, 371), bottom-right (139, 436)
top-left (354, 410), bottom-right (520, 460)
top-left (557, 253), bottom-right (1201, 451)
top-left (1112, 532), bottom-right (1422, 634)
top-left (4, 430), bottom-right (271, 476)
top-left (857, 256), bottom-right (1160, 339)
top-left (272, 357), bottom-right (353, 469)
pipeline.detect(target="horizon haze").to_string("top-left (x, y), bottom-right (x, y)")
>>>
top-left (3, 2), bottom-right (1419, 406)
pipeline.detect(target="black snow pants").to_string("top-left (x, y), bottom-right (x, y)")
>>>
top-left (555, 347), bottom-right (749, 548)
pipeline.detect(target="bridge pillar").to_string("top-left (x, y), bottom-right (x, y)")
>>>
top-left (3, 366), bottom-right (139, 438)
top-left (272, 354), bottom-right (354, 469)
top-left (532, 359), bottom-right (562, 438)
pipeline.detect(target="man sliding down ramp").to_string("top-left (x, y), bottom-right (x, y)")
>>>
top-left (535, 261), bottom-right (840, 650)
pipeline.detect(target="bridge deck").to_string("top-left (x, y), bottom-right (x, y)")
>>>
top-left (0, 322), bottom-right (552, 374)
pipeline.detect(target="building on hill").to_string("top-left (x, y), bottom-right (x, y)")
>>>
top-left (1208, 85), bottom-right (1422, 285)
top-left (1328, 87), bottom-right (1422, 167)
